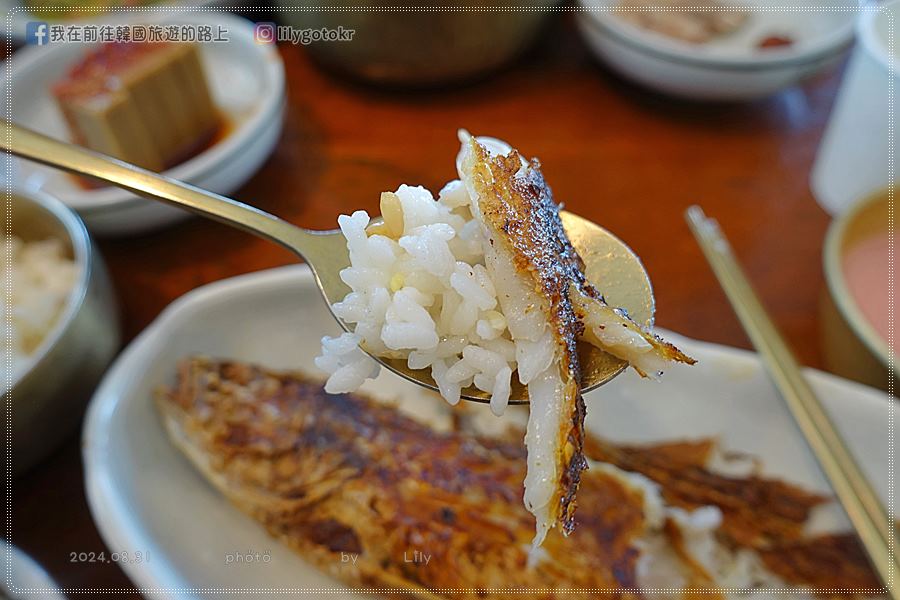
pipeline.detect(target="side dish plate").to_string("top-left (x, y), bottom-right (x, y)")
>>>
top-left (3, 11), bottom-right (285, 236)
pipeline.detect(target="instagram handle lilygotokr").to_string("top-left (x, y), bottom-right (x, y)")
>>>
top-left (254, 23), bottom-right (354, 45)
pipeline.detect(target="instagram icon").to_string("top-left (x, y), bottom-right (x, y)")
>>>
top-left (254, 22), bottom-right (276, 44)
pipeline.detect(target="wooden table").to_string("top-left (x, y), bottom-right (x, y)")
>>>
top-left (12, 15), bottom-right (842, 595)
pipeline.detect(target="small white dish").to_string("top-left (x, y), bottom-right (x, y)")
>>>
top-left (3, 11), bottom-right (285, 236)
top-left (83, 265), bottom-right (896, 597)
top-left (576, 0), bottom-right (859, 100)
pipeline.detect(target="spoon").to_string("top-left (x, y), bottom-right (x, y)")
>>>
top-left (0, 120), bottom-right (654, 404)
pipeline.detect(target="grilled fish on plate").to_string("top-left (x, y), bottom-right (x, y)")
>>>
top-left (157, 357), bottom-right (878, 599)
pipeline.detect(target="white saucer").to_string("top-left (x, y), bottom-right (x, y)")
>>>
top-left (3, 11), bottom-right (285, 236)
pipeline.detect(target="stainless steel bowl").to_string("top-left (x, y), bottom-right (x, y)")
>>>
top-left (5, 188), bottom-right (120, 474)
top-left (278, 3), bottom-right (554, 86)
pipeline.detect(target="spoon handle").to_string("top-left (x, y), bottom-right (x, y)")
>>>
top-left (0, 120), bottom-right (301, 247)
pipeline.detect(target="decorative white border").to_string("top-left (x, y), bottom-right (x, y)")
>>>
top-left (887, 2), bottom-right (894, 596)
top-left (0, 5), bottom-right (887, 9)
top-left (2, 3), bottom-right (893, 597)
top-left (1, 588), bottom-right (894, 594)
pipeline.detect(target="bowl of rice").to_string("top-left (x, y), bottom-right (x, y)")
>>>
top-left (5, 188), bottom-right (119, 474)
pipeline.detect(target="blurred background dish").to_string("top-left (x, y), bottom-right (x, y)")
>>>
top-left (575, 0), bottom-right (858, 100)
top-left (3, 11), bottom-right (285, 236)
top-left (821, 187), bottom-right (897, 392)
top-left (5, 187), bottom-right (119, 475)
top-left (278, 0), bottom-right (554, 86)
top-left (812, 0), bottom-right (898, 216)
top-left (0, 541), bottom-right (65, 599)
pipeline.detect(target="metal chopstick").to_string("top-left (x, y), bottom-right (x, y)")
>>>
top-left (685, 205), bottom-right (899, 598)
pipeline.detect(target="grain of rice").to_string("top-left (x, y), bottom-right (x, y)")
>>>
top-left (318, 179), bottom-right (520, 414)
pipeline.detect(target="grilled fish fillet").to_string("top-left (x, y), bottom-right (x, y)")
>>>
top-left (586, 438), bottom-right (830, 549)
top-left (457, 135), bottom-right (694, 553)
top-left (157, 357), bottom-right (652, 598)
top-left (158, 357), bottom-right (880, 598)
top-left (458, 136), bottom-right (588, 553)
top-left (586, 437), bottom-right (881, 596)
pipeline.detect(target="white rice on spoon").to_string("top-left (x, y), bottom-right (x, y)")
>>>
top-left (317, 133), bottom-right (693, 556)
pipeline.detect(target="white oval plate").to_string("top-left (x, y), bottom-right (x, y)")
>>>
top-left (82, 265), bottom-right (896, 597)
top-left (3, 11), bottom-right (285, 236)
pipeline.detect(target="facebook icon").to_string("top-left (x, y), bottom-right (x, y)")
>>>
top-left (25, 21), bottom-right (48, 45)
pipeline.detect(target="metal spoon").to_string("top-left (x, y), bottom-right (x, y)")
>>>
top-left (0, 120), bottom-right (654, 403)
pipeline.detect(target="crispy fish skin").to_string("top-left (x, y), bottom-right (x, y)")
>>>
top-left (461, 139), bottom-right (587, 537)
top-left (757, 534), bottom-right (882, 594)
top-left (157, 357), bottom-right (648, 599)
top-left (586, 437), bottom-right (881, 597)
top-left (584, 437), bottom-right (829, 549)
